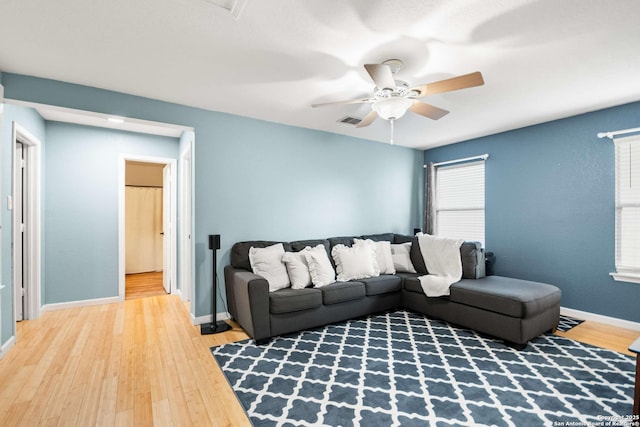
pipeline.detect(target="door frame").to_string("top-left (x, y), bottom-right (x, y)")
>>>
top-left (11, 121), bottom-right (42, 320)
top-left (119, 154), bottom-right (177, 299)
top-left (179, 137), bottom-right (194, 302)
top-left (162, 164), bottom-right (172, 294)
top-left (0, 83), bottom-right (3, 342)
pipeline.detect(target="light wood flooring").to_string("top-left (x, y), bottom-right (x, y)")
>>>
top-left (125, 272), bottom-right (166, 300)
top-left (556, 319), bottom-right (638, 356)
top-left (0, 295), bottom-right (250, 426)
top-left (0, 294), bottom-right (637, 426)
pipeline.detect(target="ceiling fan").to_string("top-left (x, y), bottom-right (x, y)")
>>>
top-left (312, 59), bottom-right (484, 143)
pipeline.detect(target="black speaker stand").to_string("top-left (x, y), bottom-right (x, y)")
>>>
top-left (201, 234), bottom-right (231, 335)
top-left (200, 320), bottom-right (231, 335)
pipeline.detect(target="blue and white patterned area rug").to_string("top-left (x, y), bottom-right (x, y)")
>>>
top-left (557, 314), bottom-right (585, 332)
top-left (211, 311), bottom-right (635, 427)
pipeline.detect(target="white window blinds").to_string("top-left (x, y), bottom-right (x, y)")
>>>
top-left (614, 135), bottom-right (640, 277)
top-left (434, 160), bottom-right (485, 246)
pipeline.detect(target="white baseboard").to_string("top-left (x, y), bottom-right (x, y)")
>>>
top-left (0, 335), bottom-right (16, 360)
top-left (191, 311), bottom-right (231, 325)
top-left (561, 306), bottom-right (640, 331)
top-left (33, 299), bottom-right (640, 331)
top-left (41, 295), bottom-right (123, 312)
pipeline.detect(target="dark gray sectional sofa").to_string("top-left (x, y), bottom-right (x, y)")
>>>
top-left (224, 233), bottom-right (561, 348)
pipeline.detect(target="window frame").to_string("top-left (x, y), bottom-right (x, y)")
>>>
top-left (432, 159), bottom-right (486, 247)
top-left (611, 135), bottom-right (640, 284)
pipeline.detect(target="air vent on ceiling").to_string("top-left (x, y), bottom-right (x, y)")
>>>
top-left (338, 116), bottom-right (362, 126)
top-left (201, 0), bottom-right (248, 19)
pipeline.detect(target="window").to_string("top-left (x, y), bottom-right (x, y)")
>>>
top-left (612, 135), bottom-right (640, 283)
top-left (433, 160), bottom-right (485, 246)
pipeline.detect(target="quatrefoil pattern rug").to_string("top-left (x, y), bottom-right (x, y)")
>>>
top-left (211, 311), bottom-right (635, 427)
top-left (556, 315), bottom-right (586, 332)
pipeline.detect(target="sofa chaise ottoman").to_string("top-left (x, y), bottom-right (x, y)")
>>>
top-left (402, 274), bottom-right (561, 348)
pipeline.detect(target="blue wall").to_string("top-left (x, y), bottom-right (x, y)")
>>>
top-left (424, 101), bottom-right (640, 323)
top-left (44, 122), bottom-right (179, 303)
top-left (1, 104), bottom-right (46, 345)
top-left (200, 116), bottom-right (423, 317)
top-left (0, 73), bottom-right (423, 333)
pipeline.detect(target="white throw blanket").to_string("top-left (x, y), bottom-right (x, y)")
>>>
top-left (417, 234), bottom-right (464, 297)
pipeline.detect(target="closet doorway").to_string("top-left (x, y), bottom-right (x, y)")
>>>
top-left (12, 122), bottom-right (42, 320)
top-left (123, 159), bottom-right (176, 299)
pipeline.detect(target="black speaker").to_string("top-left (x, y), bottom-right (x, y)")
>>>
top-left (201, 234), bottom-right (231, 335)
top-left (208, 234), bottom-right (221, 250)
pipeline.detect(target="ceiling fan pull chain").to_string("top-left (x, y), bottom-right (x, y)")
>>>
top-left (390, 118), bottom-right (395, 145)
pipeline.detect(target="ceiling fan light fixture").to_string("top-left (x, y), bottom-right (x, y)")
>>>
top-left (372, 97), bottom-right (413, 120)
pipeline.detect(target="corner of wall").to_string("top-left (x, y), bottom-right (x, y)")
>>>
top-left (0, 334), bottom-right (16, 361)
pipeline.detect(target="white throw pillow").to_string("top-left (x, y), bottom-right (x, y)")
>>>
top-left (303, 245), bottom-right (335, 287)
top-left (332, 243), bottom-right (379, 282)
top-left (353, 239), bottom-right (395, 275)
top-left (282, 250), bottom-right (312, 289)
top-left (390, 242), bottom-right (416, 273)
top-left (248, 243), bottom-right (290, 292)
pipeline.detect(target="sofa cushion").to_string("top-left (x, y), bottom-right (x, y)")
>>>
top-left (393, 234), bottom-right (428, 274)
top-left (231, 240), bottom-right (291, 270)
top-left (320, 282), bottom-right (366, 305)
top-left (328, 236), bottom-right (356, 250)
top-left (360, 275), bottom-right (402, 296)
top-left (269, 288), bottom-right (322, 314)
top-left (394, 235), bottom-right (485, 278)
top-left (361, 233), bottom-right (394, 242)
top-left (400, 274), bottom-right (423, 294)
top-left (290, 239), bottom-right (330, 254)
top-left (460, 241), bottom-right (485, 279)
top-left (449, 276), bottom-right (561, 318)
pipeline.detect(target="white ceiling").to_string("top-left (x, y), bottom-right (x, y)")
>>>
top-left (1, 0), bottom-right (639, 150)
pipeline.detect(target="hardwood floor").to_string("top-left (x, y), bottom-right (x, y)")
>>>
top-left (125, 272), bottom-right (166, 300)
top-left (556, 319), bottom-right (639, 357)
top-left (0, 295), bottom-right (250, 426)
top-left (0, 295), bottom-right (638, 426)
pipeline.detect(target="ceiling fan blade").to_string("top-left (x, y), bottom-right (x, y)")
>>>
top-left (409, 101), bottom-right (449, 120)
top-left (356, 110), bottom-right (378, 128)
top-left (364, 64), bottom-right (396, 90)
top-left (311, 97), bottom-right (372, 108)
top-left (411, 71), bottom-right (484, 97)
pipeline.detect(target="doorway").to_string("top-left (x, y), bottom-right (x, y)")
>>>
top-left (12, 122), bottom-right (42, 321)
top-left (119, 156), bottom-right (177, 301)
top-left (124, 161), bottom-right (166, 299)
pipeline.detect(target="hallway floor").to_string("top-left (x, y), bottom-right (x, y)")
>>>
top-left (125, 272), bottom-right (166, 300)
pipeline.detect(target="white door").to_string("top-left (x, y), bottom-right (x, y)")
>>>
top-left (162, 165), bottom-right (172, 294)
top-left (11, 123), bottom-right (42, 320)
top-left (13, 142), bottom-right (25, 321)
